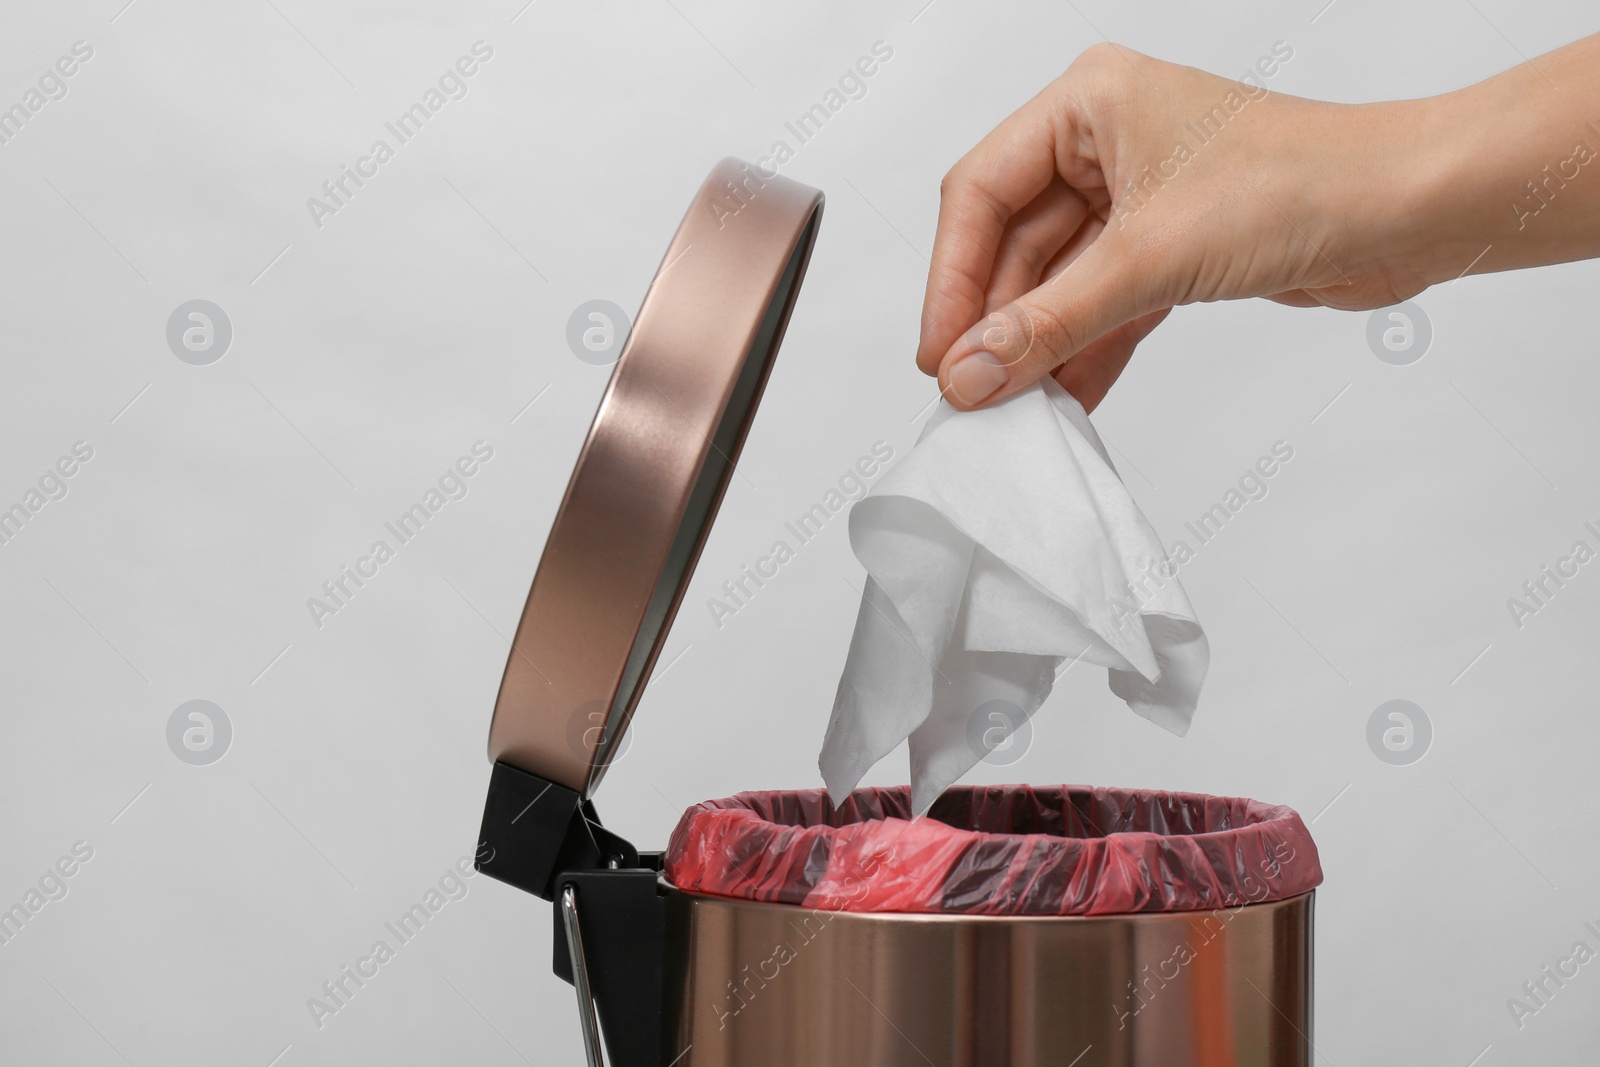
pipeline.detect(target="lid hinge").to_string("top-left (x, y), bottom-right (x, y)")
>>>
top-left (476, 761), bottom-right (667, 1067)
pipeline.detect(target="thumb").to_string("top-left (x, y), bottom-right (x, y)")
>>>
top-left (936, 235), bottom-right (1152, 410)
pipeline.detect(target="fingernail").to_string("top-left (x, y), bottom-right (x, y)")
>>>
top-left (948, 351), bottom-right (1009, 406)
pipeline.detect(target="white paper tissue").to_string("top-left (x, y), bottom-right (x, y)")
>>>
top-left (819, 378), bottom-right (1209, 815)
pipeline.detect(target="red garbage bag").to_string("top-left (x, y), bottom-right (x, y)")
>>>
top-left (664, 784), bottom-right (1322, 916)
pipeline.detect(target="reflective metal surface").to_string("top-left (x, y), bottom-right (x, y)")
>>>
top-left (663, 886), bottom-right (1314, 1067)
top-left (559, 885), bottom-right (607, 1067)
top-left (486, 159), bottom-right (824, 797)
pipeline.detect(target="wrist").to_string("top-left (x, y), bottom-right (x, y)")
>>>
top-left (1360, 91), bottom-right (1493, 290)
top-left (1383, 59), bottom-right (1600, 286)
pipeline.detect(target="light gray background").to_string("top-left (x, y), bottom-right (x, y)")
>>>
top-left (2, 0), bottom-right (1597, 1064)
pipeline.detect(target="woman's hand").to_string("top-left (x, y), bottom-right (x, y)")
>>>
top-left (917, 38), bottom-right (1600, 411)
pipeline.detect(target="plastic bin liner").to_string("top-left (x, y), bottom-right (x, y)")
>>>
top-left (665, 784), bottom-right (1322, 916)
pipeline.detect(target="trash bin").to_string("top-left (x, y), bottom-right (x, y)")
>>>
top-left (473, 159), bottom-right (1322, 1067)
top-left (664, 784), bottom-right (1320, 1066)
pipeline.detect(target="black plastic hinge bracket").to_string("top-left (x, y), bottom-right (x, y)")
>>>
top-left (475, 760), bottom-right (666, 1067)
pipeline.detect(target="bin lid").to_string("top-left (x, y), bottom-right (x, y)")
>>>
top-left (486, 158), bottom-right (825, 799)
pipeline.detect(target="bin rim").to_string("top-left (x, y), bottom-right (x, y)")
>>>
top-left (664, 783), bottom-right (1325, 916)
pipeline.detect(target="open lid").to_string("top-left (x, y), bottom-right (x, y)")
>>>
top-left (486, 158), bottom-right (824, 799)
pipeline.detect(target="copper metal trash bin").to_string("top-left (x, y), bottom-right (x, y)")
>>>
top-left (472, 159), bottom-right (1320, 1066)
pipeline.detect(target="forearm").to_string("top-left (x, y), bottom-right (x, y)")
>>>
top-left (1400, 33), bottom-right (1600, 284)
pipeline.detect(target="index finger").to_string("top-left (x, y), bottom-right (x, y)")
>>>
top-left (916, 91), bottom-right (1080, 376)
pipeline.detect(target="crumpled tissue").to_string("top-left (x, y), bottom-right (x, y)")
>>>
top-left (819, 378), bottom-right (1209, 815)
